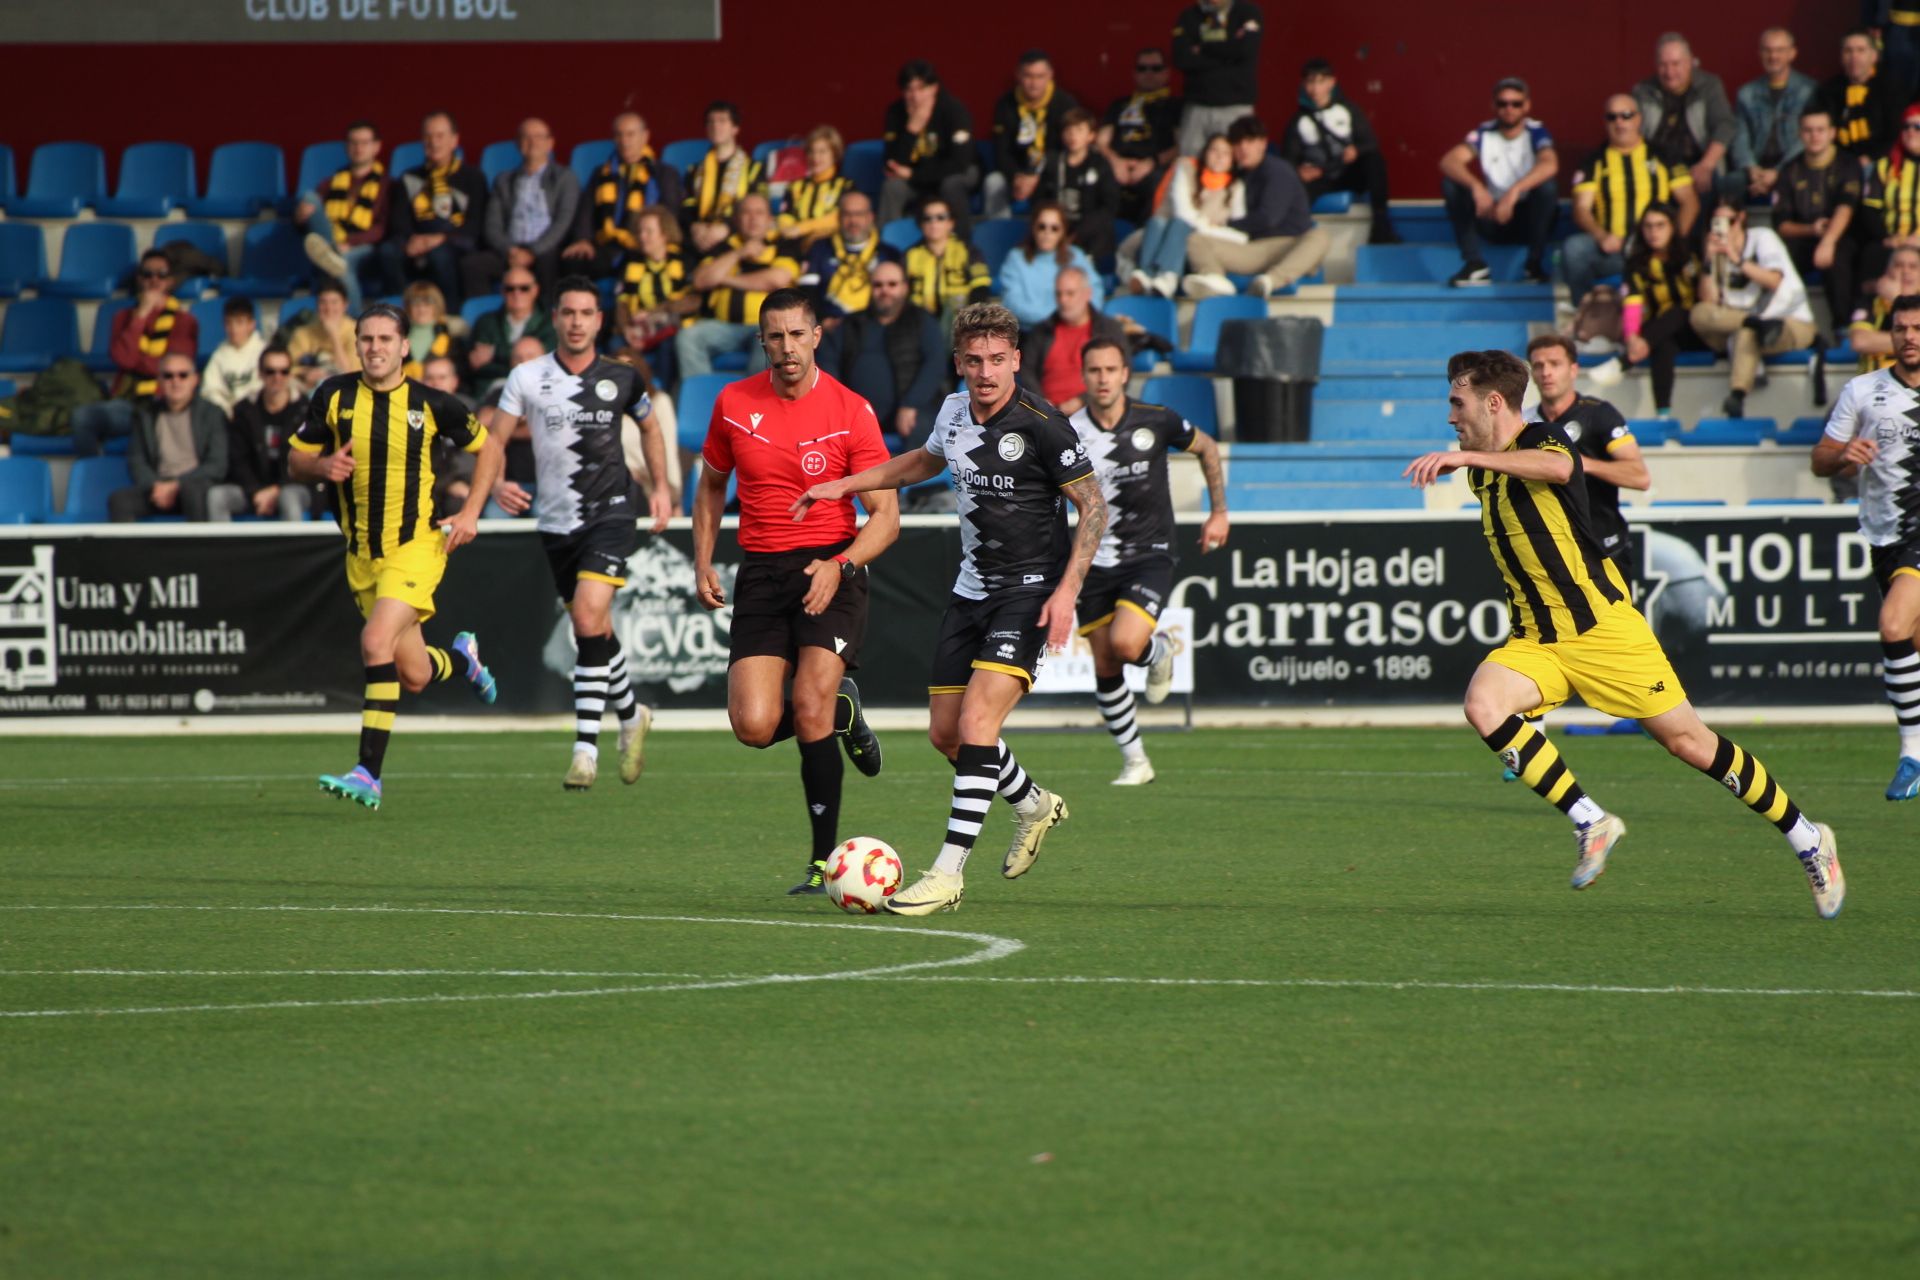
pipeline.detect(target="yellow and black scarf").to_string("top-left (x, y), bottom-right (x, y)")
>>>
top-left (688, 150), bottom-right (762, 222)
top-left (411, 158), bottom-right (467, 229)
top-left (324, 161), bottom-right (386, 243)
top-left (130, 298), bottom-right (183, 397)
top-left (402, 323), bottom-right (454, 382)
top-left (618, 252), bottom-right (689, 316)
top-left (593, 150), bottom-right (658, 249)
top-left (823, 234), bottom-right (880, 312)
top-left (783, 172), bottom-right (852, 228)
top-left (1016, 82), bottom-right (1057, 168)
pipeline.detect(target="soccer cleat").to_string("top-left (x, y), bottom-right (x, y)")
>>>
top-left (303, 232), bottom-right (349, 280)
top-left (787, 860), bottom-right (829, 896)
top-left (1570, 813), bottom-right (1626, 890)
top-left (1501, 765), bottom-right (1520, 782)
top-left (1800, 824), bottom-right (1845, 920)
top-left (318, 765), bottom-right (381, 810)
top-left (884, 867), bottom-right (966, 915)
top-left (1143, 636), bottom-right (1175, 705)
top-left (1885, 756), bottom-right (1920, 801)
top-left (618, 705), bottom-right (653, 785)
top-left (1003, 787), bottom-right (1069, 880)
top-left (563, 747), bottom-right (597, 792)
top-left (1449, 262), bottom-right (1492, 288)
top-left (1112, 756), bottom-right (1156, 787)
top-left (451, 631), bottom-right (497, 704)
top-left (838, 677), bottom-right (883, 777)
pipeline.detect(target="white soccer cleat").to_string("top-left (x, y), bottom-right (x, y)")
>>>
top-left (884, 868), bottom-right (965, 916)
top-left (563, 747), bottom-right (597, 792)
top-left (1003, 788), bottom-right (1069, 880)
top-left (1570, 813), bottom-right (1625, 890)
top-left (1801, 823), bottom-right (1845, 920)
top-left (1112, 757), bottom-right (1156, 787)
top-left (618, 705), bottom-right (653, 785)
top-left (1143, 636), bottom-right (1175, 705)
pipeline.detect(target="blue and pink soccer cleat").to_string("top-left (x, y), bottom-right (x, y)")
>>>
top-left (451, 631), bottom-right (497, 704)
top-left (319, 765), bottom-right (382, 810)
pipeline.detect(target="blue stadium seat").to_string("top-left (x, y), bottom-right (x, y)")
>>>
top-left (460, 294), bottom-right (503, 328)
top-left (1171, 295), bottom-right (1266, 372)
top-left (1309, 398), bottom-right (1450, 441)
top-left (1223, 444), bottom-right (1429, 510)
top-left (188, 142), bottom-right (286, 217)
top-left (0, 223), bottom-right (48, 297)
top-left (843, 139), bottom-right (887, 198)
top-left (96, 141), bottom-right (195, 217)
top-left (1139, 374), bottom-right (1218, 435)
top-left (570, 139), bottom-right (614, 187)
top-left (751, 138), bottom-right (792, 171)
top-left (0, 144), bottom-right (14, 203)
top-left (481, 140), bottom-right (522, 183)
top-left (225, 222), bottom-right (308, 298)
top-left (713, 350), bottom-right (749, 371)
top-left (58, 456), bottom-right (131, 523)
top-left (675, 374), bottom-right (729, 454)
top-left (83, 298), bottom-right (133, 373)
top-left (880, 217), bottom-right (919, 253)
top-left (1104, 294), bottom-right (1175, 371)
top-left (389, 141), bottom-right (428, 175)
top-left (1353, 243), bottom-right (1531, 284)
top-left (0, 457), bottom-right (55, 524)
top-left (1624, 417), bottom-right (1674, 447)
top-left (153, 222), bottom-right (231, 274)
top-left (294, 141), bottom-right (349, 201)
top-left (39, 222), bottom-right (137, 299)
top-left (1680, 417), bottom-right (1772, 446)
top-left (1310, 190), bottom-right (1353, 214)
top-left (6, 142), bottom-right (107, 217)
top-left (1749, 496), bottom-right (1823, 505)
top-left (970, 219), bottom-right (1026, 289)
top-left (661, 138), bottom-right (709, 173)
top-left (190, 298), bottom-right (257, 359)
top-left (1651, 498), bottom-right (1727, 506)
top-left (1332, 283), bottom-right (1554, 324)
top-left (6, 432), bottom-right (77, 457)
top-left (1321, 322), bottom-right (1527, 369)
top-left (0, 299), bottom-right (82, 373)
top-left (1775, 416), bottom-right (1829, 447)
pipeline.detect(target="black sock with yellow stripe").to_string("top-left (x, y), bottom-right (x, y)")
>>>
top-left (424, 646), bottom-right (456, 684)
top-left (358, 662), bottom-right (400, 780)
top-left (1702, 733), bottom-right (1803, 835)
top-left (1483, 715), bottom-right (1588, 815)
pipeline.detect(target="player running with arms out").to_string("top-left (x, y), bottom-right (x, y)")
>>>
top-left (289, 302), bottom-right (507, 810)
top-left (487, 276), bottom-right (673, 791)
top-left (794, 302), bottom-right (1107, 915)
top-left (1812, 295), bottom-right (1920, 801)
top-left (1070, 336), bottom-right (1227, 784)
top-left (1404, 349), bottom-right (1843, 917)
top-left (694, 288), bottom-right (896, 894)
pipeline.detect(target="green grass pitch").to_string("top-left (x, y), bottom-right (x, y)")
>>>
top-left (2, 725), bottom-right (1916, 1278)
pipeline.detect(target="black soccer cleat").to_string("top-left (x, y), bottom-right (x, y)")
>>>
top-left (787, 860), bottom-right (829, 895)
top-left (837, 677), bottom-right (883, 777)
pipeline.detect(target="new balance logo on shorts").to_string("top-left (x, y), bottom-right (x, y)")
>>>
top-left (1648, 680), bottom-right (1665, 694)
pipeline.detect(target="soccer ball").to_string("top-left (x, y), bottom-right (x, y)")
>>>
top-left (825, 837), bottom-right (906, 914)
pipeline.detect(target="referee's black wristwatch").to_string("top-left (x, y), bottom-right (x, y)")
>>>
top-left (833, 553), bottom-right (859, 582)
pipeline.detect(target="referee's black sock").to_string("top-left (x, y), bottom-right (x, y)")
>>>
top-left (358, 662), bottom-right (400, 780)
top-left (797, 735), bottom-right (842, 863)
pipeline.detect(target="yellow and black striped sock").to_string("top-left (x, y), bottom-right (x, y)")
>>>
top-left (425, 646), bottom-right (456, 684)
top-left (358, 662), bottom-right (400, 780)
top-left (1483, 715), bottom-right (1588, 815)
top-left (1702, 733), bottom-right (1803, 834)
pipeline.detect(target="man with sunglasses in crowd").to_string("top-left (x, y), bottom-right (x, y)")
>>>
top-left (1563, 94), bottom-right (1698, 306)
top-left (209, 346), bottom-right (319, 522)
top-left (70, 248), bottom-right (201, 457)
top-left (106, 352), bottom-right (229, 523)
top-left (468, 266), bottom-right (556, 390)
top-left (1440, 77), bottom-right (1559, 287)
top-left (1100, 46), bottom-right (1183, 225)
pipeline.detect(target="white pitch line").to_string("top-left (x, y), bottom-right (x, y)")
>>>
top-left (0, 969), bottom-right (728, 979)
top-left (0, 766), bottom-right (1475, 789)
top-left (856, 975), bottom-right (1920, 1000)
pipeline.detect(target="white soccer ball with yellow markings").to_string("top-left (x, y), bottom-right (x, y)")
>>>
top-left (825, 837), bottom-right (905, 914)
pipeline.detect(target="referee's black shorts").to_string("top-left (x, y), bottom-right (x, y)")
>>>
top-left (728, 541), bottom-right (869, 669)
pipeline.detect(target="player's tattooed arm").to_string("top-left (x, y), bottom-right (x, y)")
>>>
top-left (1187, 433), bottom-right (1230, 552)
top-left (1061, 472), bottom-right (1108, 587)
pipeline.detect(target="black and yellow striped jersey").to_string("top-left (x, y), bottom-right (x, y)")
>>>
top-left (904, 239), bottom-right (991, 315)
top-left (1851, 293), bottom-right (1897, 373)
top-left (1625, 252), bottom-right (1700, 317)
top-left (617, 251), bottom-right (691, 317)
top-left (1572, 142), bottom-right (1691, 239)
top-left (698, 236), bottom-right (801, 326)
top-left (1468, 421), bottom-right (1628, 643)
top-left (1865, 154), bottom-right (1920, 240)
top-left (293, 375), bottom-right (487, 560)
top-left (778, 171), bottom-right (853, 238)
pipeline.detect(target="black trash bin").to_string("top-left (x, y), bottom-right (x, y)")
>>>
top-left (1215, 316), bottom-right (1322, 443)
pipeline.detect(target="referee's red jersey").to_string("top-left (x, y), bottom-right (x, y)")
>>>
top-left (702, 368), bottom-right (891, 552)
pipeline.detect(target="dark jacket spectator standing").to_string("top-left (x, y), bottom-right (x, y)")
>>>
top-left (985, 49), bottom-right (1079, 219)
top-left (1823, 28), bottom-right (1904, 160)
top-left (879, 61), bottom-right (981, 240)
top-left (796, 192), bottom-right (902, 320)
top-left (208, 348), bottom-right (314, 522)
top-left (818, 259), bottom-right (947, 449)
top-left (1773, 106), bottom-right (1862, 329)
top-left (1036, 109), bottom-right (1123, 261)
top-left (1283, 58), bottom-right (1401, 244)
top-left (1100, 46), bottom-right (1183, 224)
top-left (1632, 34), bottom-right (1739, 202)
top-left (109, 353), bottom-right (229, 523)
top-left (1732, 28), bottom-right (1819, 201)
top-left (1439, 77), bottom-right (1559, 286)
top-left (297, 120), bottom-right (389, 309)
top-left (69, 248), bottom-right (200, 457)
top-left (1018, 265), bottom-right (1128, 416)
top-left (562, 112), bottom-right (686, 279)
top-left (380, 110), bottom-right (488, 310)
top-left (1172, 0), bottom-right (1265, 156)
top-left (467, 117), bottom-right (580, 304)
top-left (1183, 117), bottom-right (1329, 298)
top-left (468, 266), bottom-right (558, 388)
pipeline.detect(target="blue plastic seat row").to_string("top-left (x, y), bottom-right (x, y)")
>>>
top-left (0, 455), bottom-right (127, 523)
top-left (3, 140), bottom-right (286, 218)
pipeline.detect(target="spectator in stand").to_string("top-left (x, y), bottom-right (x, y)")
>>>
top-left (902, 197), bottom-right (991, 331)
top-left (1733, 28), bottom-right (1818, 202)
top-left (677, 193), bottom-right (799, 378)
top-left (1690, 197), bottom-right (1818, 418)
top-left (70, 248), bottom-right (199, 457)
top-left (797, 191), bottom-right (901, 320)
top-left (296, 120), bottom-right (389, 308)
top-left (1825, 28), bottom-right (1903, 161)
top-left (1861, 104), bottom-right (1920, 287)
top-left (1283, 57), bottom-right (1400, 245)
top-left (879, 60), bottom-right (980, 241)
top-left (985, 50), bottom-right (1079, 220)
top-left (1124, 132), bottom-right (1245, 299)
top-left (1172, 0), bottom-right (1265, 158)
top-left (381, 110), bottom-right (487, 310)
top-left (1849, 243), bottom-right (1920, 372)
top-left (1183, 115), bottom-right (1328, 299)
top-left (1440, 78), bottom-right (1558, 287)
top-left (1018, 266), bottom-right (1127, 416)
top-left (467, 117), bottom-right (579, 304)
top-left (286, 281), bottom-right (359, 391)
top-left (1100, 46), bottom-right (1183, 225)
top-left (1632, 33), bottom-right (1739, 201)
top-left (563, 112), bottom-right (685, 280)
top-left (421, 354), bottom-right (469, 404)
top-left (468, 266), bottom-right (556, 389)
top-left (684, 101), bottom-right (767, 254)
top-left (421, 354), bottom-right (480, 518)
top-left (779, 127), bottom-right (855, 250)
top-left (1774, 106), bottom-right (1862, 330)
top-left (399, 282), bottom-right (468, 384)
top-left (999, 201), bottom-right (1104, 326)
top-left (1620, 203), bottom-right (1707, 418)
top-left (209, 347), bottom-right (312, 522)
top-left (1036, 108), bottom-right (1122, 262)
top-left (606, 324), bottom-right (682, 506)
top-left (1564, 95), bottom-right (1698, 307)
top-left (615, 205), bottom-right (696, 392)
top-left (200, 299), bottom-right (265, 417)
top-left (107, 353), bottom-right (228, 523)
top-left (818, 259), bottom-right (946, 449)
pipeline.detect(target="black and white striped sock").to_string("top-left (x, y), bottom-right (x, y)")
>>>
top-left (995, 737), bottom-right (1037, 810)
top-left (1095, 673), bottom-right (1146, 761)
top-left (932, 744), bottom-right (999, 875)
top-left (572, 633), bottom-right (612, 758)
top-left (605, 635), bottom-right (639, 724)
top-left (1883, 640), bottom-right (1920, 758)
top-left (1131, 633), bottom-right (1168, 669)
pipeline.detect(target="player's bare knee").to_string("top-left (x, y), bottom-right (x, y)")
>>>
top-left (399, 667), bottom-right (430, 695)
top-left (927, 724), bottom-right (960, 759)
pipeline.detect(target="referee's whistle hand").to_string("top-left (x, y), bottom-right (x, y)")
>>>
top-left (695, 567), bottom-right (726, 611)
